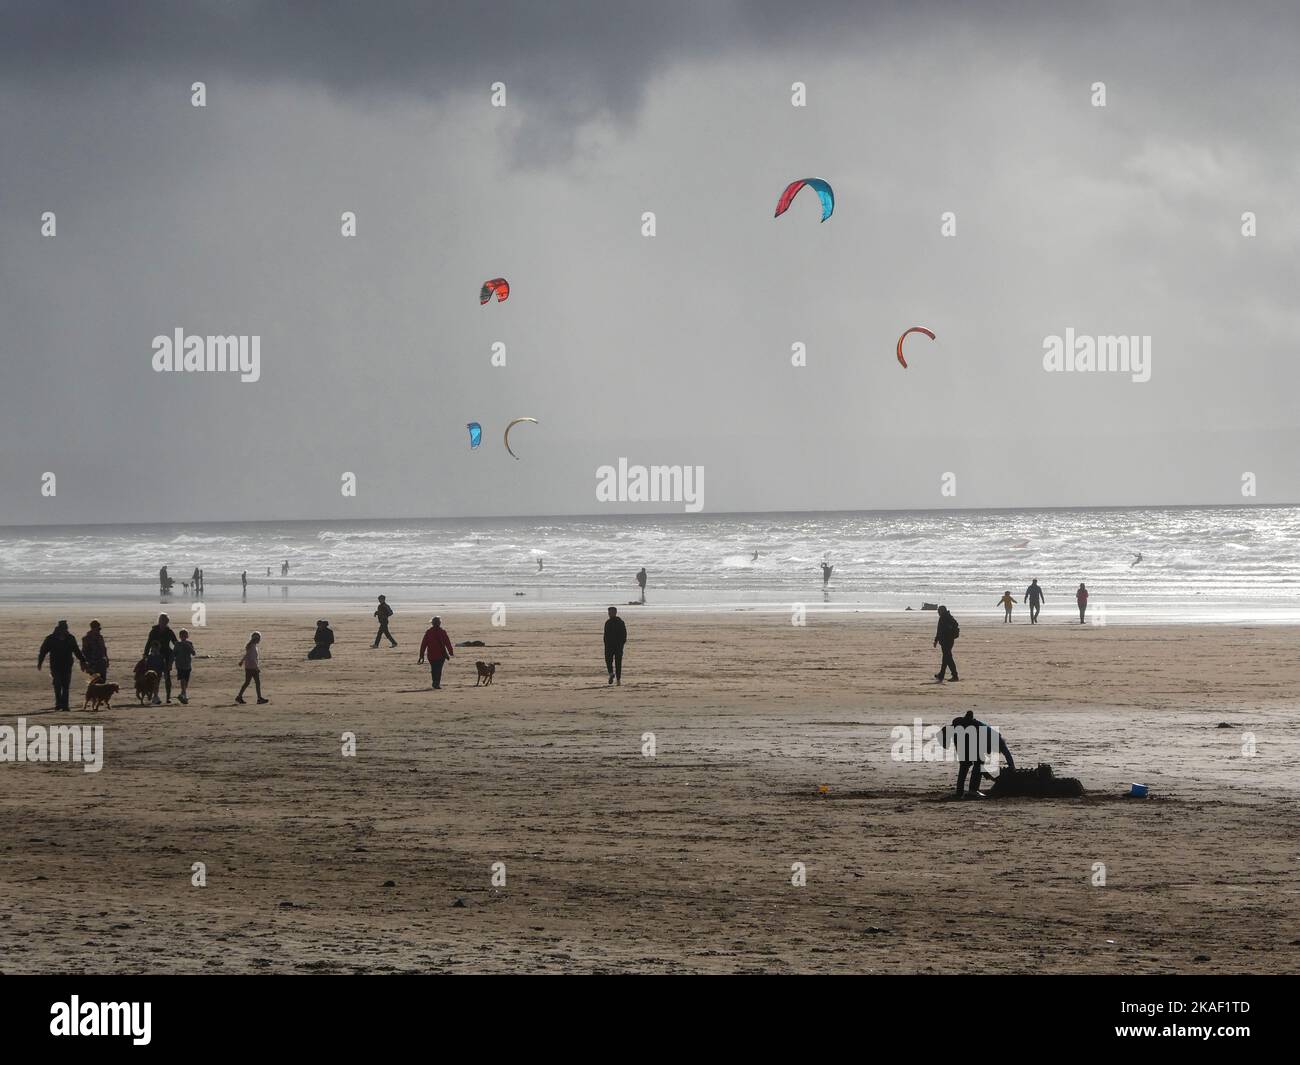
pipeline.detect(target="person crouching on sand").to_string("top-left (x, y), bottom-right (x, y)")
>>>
top-left (308, 619), bottom-right (334, 659)
top-left (417, 617), bottom-right (454, 689)
top-left (236, 631), bottom-right (268, 704)
top-left (997, 591), bottom-right (1017, 622)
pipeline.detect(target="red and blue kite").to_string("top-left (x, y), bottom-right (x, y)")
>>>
top-left (774, 178), bottom-right (834, 222)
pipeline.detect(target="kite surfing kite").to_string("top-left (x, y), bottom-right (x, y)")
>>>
top-left (896, 326), bottom-right (935, 368)
top-left (774, 178), bottom-right (834, 222)
top-left (480, 278), bottom-right (510, 305)
top-left (504, 417), bottom-right (538, 460)
top-left (467, 422), bottom-right (482, 449)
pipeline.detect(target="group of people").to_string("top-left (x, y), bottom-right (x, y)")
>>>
top-left (995, 579), bottom-right (1091, 624)
top-left (158, 566), bottom-right (206, 596)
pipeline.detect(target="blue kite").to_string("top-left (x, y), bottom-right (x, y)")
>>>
top-left (467, 422), bottom-right (482, 449)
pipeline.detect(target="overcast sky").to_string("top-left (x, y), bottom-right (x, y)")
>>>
top-left (2, 0), bottom-right (1299, 525)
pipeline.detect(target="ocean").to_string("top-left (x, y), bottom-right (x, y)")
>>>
top-left (0, 505), bottom-right (1297, 623)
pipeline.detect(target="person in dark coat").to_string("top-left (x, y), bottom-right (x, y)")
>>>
top-left (943, 710), bottom-right (1015, 798)
top-left (933, 604), bottom-right (960, 682)
top-left (372, 595), bottom-right (396, 648)
top-left (307, 620), bottom-right (335, 659)
top-left (81, 619), bottom-right (109, 681)
top-left (417, 617), bottom-right (454, 689)
top-left (603, 606), bottom-right (628, 686)
top-left (38, 620), bottom-right (86, 711)
top-left (144, 613), bottom-right (179, 703)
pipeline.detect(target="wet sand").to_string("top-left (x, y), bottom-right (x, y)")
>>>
top-left (2, 602), bottom-right (1298, 973)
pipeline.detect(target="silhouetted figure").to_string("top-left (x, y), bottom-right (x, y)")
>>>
top-left (1024, 579), bottom-right (1045, 624)
top-left (38, 620), bottom-right (85, 711)
top-left (752, 551), bottom-right (759, 562)
top-left (1076, 582), bottom-right (1089, 623)
top-left (942, 710), bottom-right (1014, 798)
top-left (418, 617), bottom-right (454, 689)
top-left (933, 605), bottom-right (960, 682)
top-left (372, 595), bottom-right (396, 648)
top-left (241, 570), bottom-right (247, 596)
top-left (821, 562), bottom-right (833, 587)
top-left (636, 567), bottom-right (647, 602)
top-left (191, 567), bottom-right (201, 595)
top-left (236, 631), bottom-right (268, 704)
top-left (307, 620), bottom-right (335, 659)
top-left (997, 591), bottom-right (1017, 623)
top-left (143, 613), bottom-right (179, 703)
top-left (159, 566), bottom-right (173, 595)
top-left (197, 568), bottom-right (204, 594)
top-left (603, 606), bottom-right (627, 685)
top-left (538, 558), bottom-right (544, 572)
top-left (281, 559), bottom-right (289, 577)
top-left (1131, 552), bottom-right (1143, 567)
top-left (82, 619), bottom-right (109, 680)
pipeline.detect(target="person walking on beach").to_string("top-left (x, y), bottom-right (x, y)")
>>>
top-left (417, 617), bottom-right (454, 689)
top-left (821, 561), bottom-right (833, 587)
top-left (191, 567), bottom-right (201, 595)
top-left (241, 570), bottom-right (247, 596)
top-left (996, 591), bottom-right (1017, 623)
top-left (372, 595), bottom-right (397, 648)
top-left (144, 613), bottom-right (179, 703)
top-left (1024, 579), bottom-right (1045, 624)
top-left (235, 632), bottom-right (268, 704)
top-left (307, 620), bottom-right (335, 659)
top-left (1076, 582), bottom-right (1089, 624)
top-left (943, 710), bottom-right (1014, 799)
top-left (636, 567), bottom-right (647, 602)
top-left (603, 606), bottom-right (627, 686)
top-left (38, 620), bottom-right (86, 711)
top-left (82, 619), bottom-right (109, 680)
top-left (932, 605), bottom-right (960, 682)
top-left (159, 565), bottom-right (173, 595)
top-left (197, 568), bottom-right (205, 594)
top-left (174, 628), bottom-right (197, 704)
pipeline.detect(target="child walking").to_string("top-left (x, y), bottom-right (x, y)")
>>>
top-left (997, 591), bottom-right (1018, 623)
top-left (174, 628), bottom-right (197, 704)
top-left (236, 631), bottom-right (269, 704)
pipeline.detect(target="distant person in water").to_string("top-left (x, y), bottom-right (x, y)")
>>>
top-left (307, 620), bottom-right (335, 659)
top-left (236, 631), bottom-right (268, 704)
top-left (38, 620), bottom-right (86, 711)
top-left (198, 568), bottom-right (205, 594)
top-left (144, 613), bottom-right (179, 703)
top-left (417, 617), bottom-right (454, 689)
top-left (636, 567), bottom-right (647, 602)
top-left (933, 605), bottom-right (960, 682)
top-left (752, 551), bottom-right (759, 562)
top-left (997, 591), bottom-right (1017, 623)
top-left (281, 560), bottom-right (289, 577)
top-left (241, 570), bottom-right (247, 594)
top-left (1131, 552), bottom-right (1143, 567)
top-left (538, 558), bottom-right (544, 572)
top-left (1076, 583), bottom-right (1089, 624)
top-left (1024, 579), bottom-right (1045, 624)
top-left (191, 567), bottom-right (201, 595)
top-left (159, 566), bottom-right (173, 595)
top-left (821, 562), bottom-right (833, 587)
top-left (82, 619), bottom-right (109, 680)
top-left (372, 595), bottom-right (397, 648)
top-left (603, 606), bottom-right (627, 686)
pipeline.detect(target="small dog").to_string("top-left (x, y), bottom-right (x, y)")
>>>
top-left (135, 670), bottom-right (160, 705)
top-left (474, 661), bottom-right (500, 686)
top-left (83, 675), bottom-right (120, 711)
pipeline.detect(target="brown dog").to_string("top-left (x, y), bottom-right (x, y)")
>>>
top-left (83, 675), bottom-right (120, 712)
top-left (135, 670), bottom-right (160, 705)
top-left (474, 661), bottom-right (499, 686)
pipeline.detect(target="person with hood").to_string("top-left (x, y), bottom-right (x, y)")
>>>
top-left (1076, 582), bottom-right (1089, 624)
top-left (372, 595), bottom-right (397, 648)
top-left (942, 710), bottom-right (1015, 798)
top-left (635, 567), bottom-right (648, 602)
top-left (82, 619), bottom-right (109, 680)
top-left (307, 620), bottom-right (335, 660)
top-left (603, 606), bottom-right (628, 686)
top-left (38, 620), bottom-right (86, 711)
top-left (143, 613), bottom-right (179, 703)
top-left (933, 604), bottom-right (960, 682)
top-left (417, 616), bottom-right (454, 689)
top-left (1024, 579), bottom-right (1045, 624)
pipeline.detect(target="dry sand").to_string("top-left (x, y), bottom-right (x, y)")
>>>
top-left (2, 602), bottom-right (1298, 974)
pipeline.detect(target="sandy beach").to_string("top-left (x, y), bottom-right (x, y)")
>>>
top-left (1, 601), bottom-right (1297, 974)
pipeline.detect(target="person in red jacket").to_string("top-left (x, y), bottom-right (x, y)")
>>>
top-left (417, 616), bottom-right (454, 689)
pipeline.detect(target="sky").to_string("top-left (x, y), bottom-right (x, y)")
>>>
top-left (2, 0), bottom-right (1299, 525)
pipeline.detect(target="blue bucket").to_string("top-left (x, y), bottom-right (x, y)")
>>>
top-left (1130, 782), bottom-right (1149, 798)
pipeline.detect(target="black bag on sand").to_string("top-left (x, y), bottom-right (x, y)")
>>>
top-left (987, 763), bottom-right (1083, 799)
